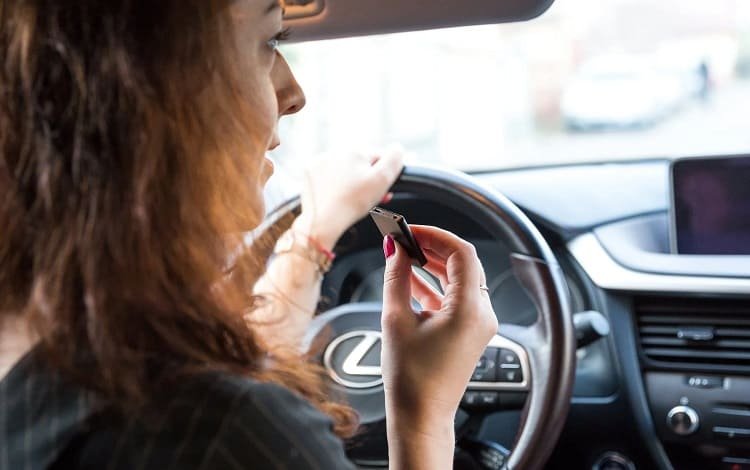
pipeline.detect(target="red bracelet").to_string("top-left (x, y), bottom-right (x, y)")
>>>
top-left (305, 235), bottom-right (336, 263)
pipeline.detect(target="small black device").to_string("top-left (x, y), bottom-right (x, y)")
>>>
top-left (369, 207), bottom-right (428, 267)
top-left (670, 155), bottom-right (750, 255)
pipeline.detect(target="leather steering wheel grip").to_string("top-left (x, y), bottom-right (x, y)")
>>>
top-left (507, 254), bottom-right (576, 470)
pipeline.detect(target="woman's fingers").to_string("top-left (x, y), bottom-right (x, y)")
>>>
top-left (369, 149), bottom-right (404, 189)
top-left (411, 225), bottom-right (473, 260)
top-left (422, 248), bottom-right (447, 269)
top-left (410, 270), bottom-right (443, 311)
top-left (419, 231), bottom-right (488, 289)
top-left (424, 249), bottom-right (490, 305)
top-left (381, 236), bottom-right (418, 333)
top-left (477, 258), bottom-right (488, 289)
top-left (411, 225), bottom-right (482, 291)
top-left (421, 252), bottom-right (449, 288)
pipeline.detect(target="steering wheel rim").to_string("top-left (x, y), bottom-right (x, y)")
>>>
top-left (267, 165), bottom-right (576, 470)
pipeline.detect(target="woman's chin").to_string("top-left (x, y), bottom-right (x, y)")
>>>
top-left (261, 155), bottom-right (275, 184)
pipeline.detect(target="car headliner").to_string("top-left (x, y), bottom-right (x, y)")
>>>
top-left (284, 0), bottom-right (555, 42)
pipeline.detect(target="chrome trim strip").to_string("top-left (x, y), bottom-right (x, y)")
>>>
top-left (568, 233), bottom-right (750, 295)
top-left (467, 334), bottom-right (530, 392)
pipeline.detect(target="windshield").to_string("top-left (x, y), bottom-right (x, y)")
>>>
top-left (270, 0), bottom-right (750, 172)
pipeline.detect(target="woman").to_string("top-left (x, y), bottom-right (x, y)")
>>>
top-left (0, 1), bottom-right (498, 469)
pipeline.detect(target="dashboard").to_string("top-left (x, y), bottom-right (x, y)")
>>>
top-left (319, 159), bottom-right (750, 470)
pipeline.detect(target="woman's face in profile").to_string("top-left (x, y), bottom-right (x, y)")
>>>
top-left (232, 0), bottom-right (306, 214)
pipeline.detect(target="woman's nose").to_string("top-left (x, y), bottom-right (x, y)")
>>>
top-left (275, 54), bottom-right (306, 117)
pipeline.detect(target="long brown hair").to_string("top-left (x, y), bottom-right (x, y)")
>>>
top-left (0, 0), bottom-right (356, 436)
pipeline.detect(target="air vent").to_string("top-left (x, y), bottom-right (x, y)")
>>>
top-left (635, 297), bottom-right (750, 372)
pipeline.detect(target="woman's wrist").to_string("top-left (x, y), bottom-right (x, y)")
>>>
top-left (386, 396), bottom-right (456, 442)
top-left (291, 213), bottom-right (343, 251)
top-left (387, 417), bottom-right (455, 446)
top-left (386, 401), bottom-right (456, 437)
top-left (273, 230), bottom-right (335, 275)
top-left (386, 413), bottom-right (456, 469)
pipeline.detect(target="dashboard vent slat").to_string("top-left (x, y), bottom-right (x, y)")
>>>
top-left (643, 348), bottom-right (750, 362)
top-left (639, 326), bottom-right (680, 335)
top-left (639, 315), bottom-right (750, 327)
top-left (636, 297), bottom-right (750, 372)
top-left (640, 337), bottom-right (750, 349)
top-left (717, 328), bottom-right (750, 338)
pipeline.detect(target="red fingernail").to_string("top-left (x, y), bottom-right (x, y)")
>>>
top-left (383, 235), bottom-right (395, 259)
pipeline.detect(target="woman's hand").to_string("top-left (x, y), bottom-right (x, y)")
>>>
top-left (380, 226), bottom-right (498, 469)
top-left (292, 148), bottom-right (404, 249)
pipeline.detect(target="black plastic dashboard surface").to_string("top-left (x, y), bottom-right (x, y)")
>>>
top-left (475, 159), bottom-right (669, 239)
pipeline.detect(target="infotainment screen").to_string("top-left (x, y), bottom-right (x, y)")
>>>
top-left (671, 155), bottom-right (750, 255)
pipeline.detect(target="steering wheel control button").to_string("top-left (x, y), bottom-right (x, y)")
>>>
top-left (462, 391), bottom-right (481, 408)
top-left (499, 369), bottom-right (523, 383)
top-left (496, 348), bottom-right (523, 383)
top-left (479, 392), bottom-right (500, 406)
top-left (667, 405), bottom-right (700, 436)
top-left (498, 348), bottom-right (520, 365)
top-left (471, 348), bottom-right (498, 382)
top-left (461, 391), bottom-right (501, 410)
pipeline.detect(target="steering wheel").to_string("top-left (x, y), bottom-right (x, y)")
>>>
top-left (266, 166), bottom-right (576, 470)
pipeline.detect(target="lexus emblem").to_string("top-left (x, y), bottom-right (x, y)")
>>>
top-left (323, 330), bottom-right (383, 389)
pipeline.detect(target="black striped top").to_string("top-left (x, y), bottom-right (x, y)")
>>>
top-left (0, 349), bottom-right (356, 470)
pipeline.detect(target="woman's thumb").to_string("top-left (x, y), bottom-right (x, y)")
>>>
top-left (381, 235), bottom-right (413, 323)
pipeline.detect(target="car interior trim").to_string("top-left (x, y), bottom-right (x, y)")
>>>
top-left (568, 233), bottom-right (750, 294)
top-left (594, 214), bottom-right (750, 278)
